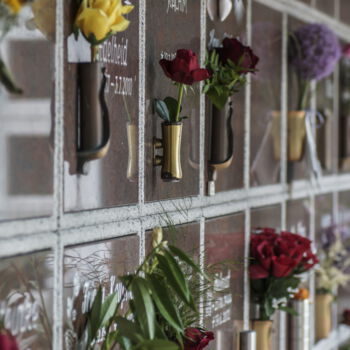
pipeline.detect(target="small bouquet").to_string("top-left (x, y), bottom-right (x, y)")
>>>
top-left (67, 227), bottom-right (215, 350)
top-left (249, 228), bottom-right (318, 320)
top-left (289, 23), bottom-right (341, 110)
top-left (316, 226), bottom-right (350, 294)
top-left (203, 36), bottom-right (259, 110)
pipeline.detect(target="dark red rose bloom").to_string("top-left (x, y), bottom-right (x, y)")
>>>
top-left (249, 228), bottom-right (318, 280)
top-left (216, 38), bottom-right (259, 73)
top-left (184, 328), bottom-right (214, 350)
top-left (272, 255), bottom-right (298, 278)
top-left (0, 330), bottom-right (19, 350)
top-left (250, 264), bottom-right (269, 279)
top-left (159, 49), bottom-right (211, 85)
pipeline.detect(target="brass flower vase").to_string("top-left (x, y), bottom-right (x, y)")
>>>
top-left (153, 122), bottom-right (183, 182)
top-left (126, 123), bottom-right (137, 182)
top-left (252, 320), bottom-right (272, 350)
top-left (315, 293), bottom-right (333, 341)
top-left (272, 111), bottom-right (306, 162)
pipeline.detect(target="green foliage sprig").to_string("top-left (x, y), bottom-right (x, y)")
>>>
top-left (72, 228), bottom-right (213, 350)
top-left (203, 50), bottom-right (250, 110)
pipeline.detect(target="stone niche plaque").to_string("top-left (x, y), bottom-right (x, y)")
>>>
top-left (0, 251), bottom-right (54, 349)
top-left (251, 205), bottom-right (281, 350)
top-left (205, 0), bottom-right (246, 192)
top-left (145, 0), bottom-right (201, 201)
top-left (286, 198), bottom-right (311, 237)
top-left (204, 213), bottom-right (245, 350)
top-left (64, 0), bottom-right (139, 211)
top-left (63, 235), bottom-right (139, 350)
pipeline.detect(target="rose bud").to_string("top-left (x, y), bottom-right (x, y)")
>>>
top-left (184, 327), bottom-right (215, 350)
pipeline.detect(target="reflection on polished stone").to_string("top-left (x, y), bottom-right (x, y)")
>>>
top-left (63, 235), bottom-right (139, 349)
top-left (0, 1), bottom-right (55, 221)
top-left (0, 250), bottom-right (54, 349)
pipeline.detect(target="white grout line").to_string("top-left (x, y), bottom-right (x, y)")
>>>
top-left (244, 0), bottom-right (252, 191)
top-left (199, 0), bottom-right (207, 197)
top-left (254, 0), bottom-right (350, 41)
top-left (243, 206), bottom-right (251, 331)
top-left (53, 235), bottom-right (63, 350)
top-left (138, 0), bottom-right (146, 213)
top-left (281, 13), bottom-right (288, 189)
top-left (199, 216), bottom-right (205, 326)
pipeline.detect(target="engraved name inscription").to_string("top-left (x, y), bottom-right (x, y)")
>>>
top-left (99, 37), bottom-right (128, 66)
top-left (167, 0), bottom-right (188, 13)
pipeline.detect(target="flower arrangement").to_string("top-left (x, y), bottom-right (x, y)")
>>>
top-left (66, 227), bottom-right (215, 350)
top-left (203, 37), bottom-right (259, 110)
top-left (249, 228), bottom-right (318, 320)
top-left (316, 226), bottom-right (350, 294)
top-left (154, 49), bottom-right (211, 123)
top-left (74, 0), bottom-right (134, 60)
top-left (289, 23), bottom-right (341, 110)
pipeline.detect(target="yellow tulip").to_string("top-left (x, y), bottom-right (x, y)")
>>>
top-left (3, 0), bottom-right (23, 14)
top-left (75, 0), bottom-right (134, 43)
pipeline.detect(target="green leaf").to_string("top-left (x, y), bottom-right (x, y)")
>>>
top-left (88, 287), bottom-right (103, 343)
top-left (115, 316), bottom-right (144, 343)
top-left (100, 292), bottom-right (119, 327)
top-left (164, 97), bottom-right (179, 121)
top-left (147, 274), bottom-right (184, 333)
top-left (131, 277), bottom-right (156, 339)
top-left (134, 339), bottom-right (179, 350)
top-left (154, 99), bottom-right (170, 121)
top-left (156, 251), bottom-right (195, 310)
top-left (279, 306), bottom-right (298, 316)
top-left (168, 245), bottom-right (210, 281)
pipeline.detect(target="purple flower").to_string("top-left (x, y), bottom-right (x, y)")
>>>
top-left (289, 23), bottom-right (341, 82)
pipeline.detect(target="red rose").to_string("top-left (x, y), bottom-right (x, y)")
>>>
top-left (250, 264), bottom-right (269, 279)
top-left (272, 255), bottom-right (298, 278)
top-left (217, 38), bottom-right (259, 73)
top-left (0, 330), bottom-right (19, 350)
top-left (184, 328), bottom-right (214, 350)
top-left (159, 49), bottom-right (211, 85)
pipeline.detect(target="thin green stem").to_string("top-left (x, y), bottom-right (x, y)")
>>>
top-left (175, 83), bottom-right (184, 122)
top-left (297, 79), bottom-right (310, 111)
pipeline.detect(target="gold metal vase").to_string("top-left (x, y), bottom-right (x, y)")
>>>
top-left (126, 123), bottom-right (137, 182)
top-left (315, 293), bottom-right (333, 341)
top-left (272, 111), bottom-right (306, 162)
top-left (154, 122), bottom-right (183, 182)
top-left (252, 320), bottom-right (272, 350)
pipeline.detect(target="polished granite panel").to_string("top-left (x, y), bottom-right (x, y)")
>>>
top-left (205, 213), bottom-right (245, 350)
top-left (145, 0), bottom-right (201, 201)
top-left (0, 4), bottom-right (55, 220)
top-left (0, 250), bottom-right (54, 349)
top-left (250, 3), bottom-right (282, 186)
top-left (64, 0), bottom-right (139, 211)
top-left (205, 1), bottom-right (246, 193)
top-left (63, 235), bottom-right (139, 349)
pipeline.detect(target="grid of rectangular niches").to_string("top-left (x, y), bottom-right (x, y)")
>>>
top-left (0, 1), bottom-right (350, 350)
